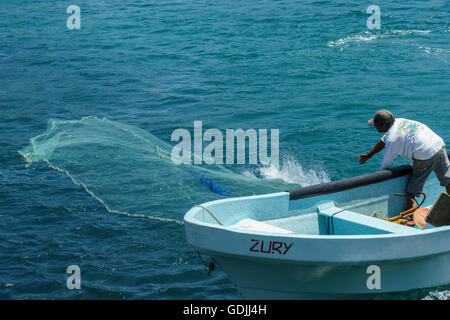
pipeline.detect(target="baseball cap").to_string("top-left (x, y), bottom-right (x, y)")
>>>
top-left (368, 110), bottom-right (394, 126)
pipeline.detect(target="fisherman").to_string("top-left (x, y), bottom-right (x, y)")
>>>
top-left (357, 110), bottom-right (450, 209)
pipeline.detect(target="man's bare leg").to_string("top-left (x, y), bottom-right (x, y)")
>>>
top-left (447, 184), bottom-right (450, 195)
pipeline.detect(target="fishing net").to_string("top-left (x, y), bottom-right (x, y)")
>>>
top-left (20, 116), bottom-right (310, 223)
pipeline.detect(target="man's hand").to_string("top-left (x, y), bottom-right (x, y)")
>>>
top-left (358, 140), bottom-right (385, 165)
top-left (357, 153), bottom-right (371, 165)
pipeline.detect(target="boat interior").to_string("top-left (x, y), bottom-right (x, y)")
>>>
top-left (188, 165), bottom-right (446, 237)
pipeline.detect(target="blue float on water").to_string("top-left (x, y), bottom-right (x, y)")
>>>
top-left (184, 152), bottom-right (450, 299)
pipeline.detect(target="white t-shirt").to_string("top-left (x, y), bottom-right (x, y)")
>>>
top-left (379, 118), bottom-right (445, 170)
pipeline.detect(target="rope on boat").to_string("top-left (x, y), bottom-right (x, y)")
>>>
top-left (371, 192), bottom-right (426, 225)
top-left (196, 251), bottom-right (216, 276)
top-left (191, 206), bottom-right (220, 275)
top-left (371, 210), bottom-right (387, 219)
top-left (192, 205), bottom-right (223, 225)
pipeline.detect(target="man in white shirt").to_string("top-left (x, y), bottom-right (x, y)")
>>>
top-left (358, 110), bottom-right (450, 209)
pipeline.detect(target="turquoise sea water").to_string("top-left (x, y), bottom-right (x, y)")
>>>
top-left (1, 0), bottom-right (449, 299)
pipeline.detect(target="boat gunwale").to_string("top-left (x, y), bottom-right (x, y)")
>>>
top-left (287, 165), bottom-right (412, 200)
top-left (287, 151), bottom-right (450, 200)
top-left (184, 210), bottom-right (450, 240)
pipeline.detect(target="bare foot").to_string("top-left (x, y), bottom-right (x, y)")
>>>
top-left (413, 208), bottom-right (429, 229)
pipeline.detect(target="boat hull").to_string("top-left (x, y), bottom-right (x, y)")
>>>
top-left (209, 252), bottom-right (450, 299)
top-left (186, 213), bottom-right (450, 299)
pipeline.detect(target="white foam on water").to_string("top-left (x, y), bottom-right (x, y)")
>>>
top-left (327, 31), bottom-right (378, 47)
top-left (327, 29), bottom-right (432, 47)
top-left (242, 156), bottom-right (330, 187)
top-left (417, 45), bottom-right (450, 55)
top-left (422, 289), bottom-right (450, 300)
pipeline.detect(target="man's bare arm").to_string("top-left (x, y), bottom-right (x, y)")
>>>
top-left (357, 140), bottom-right (385, 165)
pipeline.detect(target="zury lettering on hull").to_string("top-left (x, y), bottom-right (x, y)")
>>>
top-left (249, 239), bottom-right (293, 255)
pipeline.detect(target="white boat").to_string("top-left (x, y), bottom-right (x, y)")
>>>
top-left (184, 152), bottom-right (450, 299)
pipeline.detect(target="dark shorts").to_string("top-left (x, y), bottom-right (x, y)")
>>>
top-left (406, 148), bottom-right (450, 197)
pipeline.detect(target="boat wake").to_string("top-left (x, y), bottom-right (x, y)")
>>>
top-left (327, 29), bottom-right (431, 48)
top-left (19, 116), bottom-right (310, 224)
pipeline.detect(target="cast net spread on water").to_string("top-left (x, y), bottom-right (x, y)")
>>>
top-left (19, 116), bottom-right (329, 224)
